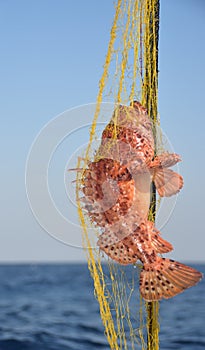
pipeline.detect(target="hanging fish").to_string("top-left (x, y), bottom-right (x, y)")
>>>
top-left (79, 101), bottom-right (202, 301)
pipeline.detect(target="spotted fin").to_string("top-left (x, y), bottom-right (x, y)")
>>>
top-left (153, 168), bottom-right (183, 197)
top-left (97, 221), bottom-right (172, 264)
top-left (97, 231), bottom-right (138, 265)
top-left (148, 223), bottom-right (173, 254)
top-left (122, 221), bottom-right (173, 255)
top-left (150, 153), bottom-right (181, 168)
top-left (140, 257), bottom-right (203, 301)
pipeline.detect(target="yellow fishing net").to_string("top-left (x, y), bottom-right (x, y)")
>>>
top-left (76, 0), bottom-right (160, 349)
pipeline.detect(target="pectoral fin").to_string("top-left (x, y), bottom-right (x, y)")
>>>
top-left (150, 153), bottom-right (181, 168)
top-left (153, 168), bottom-right (183, 197)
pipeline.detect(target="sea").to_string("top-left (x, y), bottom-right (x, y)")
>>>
top-left (0, 263), bottom-right (204, 350)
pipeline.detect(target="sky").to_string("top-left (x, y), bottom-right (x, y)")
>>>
top-left (1, 0), bottom-right (205, 263)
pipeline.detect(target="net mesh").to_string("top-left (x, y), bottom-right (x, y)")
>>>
top-left (76, 0), bottom-right (160, 348)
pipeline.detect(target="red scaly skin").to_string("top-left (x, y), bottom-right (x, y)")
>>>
top-left (80, 101), bottom-right (202, 300)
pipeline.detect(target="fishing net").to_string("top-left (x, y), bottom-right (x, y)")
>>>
top-left (76, 0), bottom-right (160, 349)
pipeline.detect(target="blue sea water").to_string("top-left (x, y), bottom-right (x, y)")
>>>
top-left (0, 263), bottom-right (204, 350)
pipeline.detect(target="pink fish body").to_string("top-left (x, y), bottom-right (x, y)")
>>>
top-left (80, 101), bottom-right (202, 301)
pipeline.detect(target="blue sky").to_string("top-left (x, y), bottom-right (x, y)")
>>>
top-left (1, 0), bottom-right (205, 262)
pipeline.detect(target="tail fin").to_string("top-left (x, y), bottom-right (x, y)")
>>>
top-left (153, 168), bottom-right (183, 197)
top-left (140, 257), bottom-right (203, 301)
